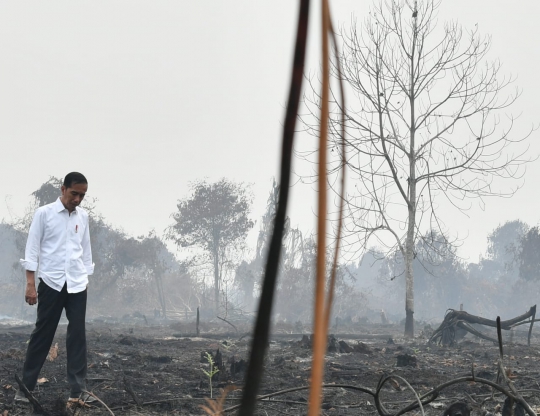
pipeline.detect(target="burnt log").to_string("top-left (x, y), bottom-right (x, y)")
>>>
top-left (396, 353), bottom-right (417, 367)
top-left (441, 401), bottom-right (470, 416)
top-left (502, 397), bottom-right (526, 416)
top-left (430, 305), bottom-right (536, 346)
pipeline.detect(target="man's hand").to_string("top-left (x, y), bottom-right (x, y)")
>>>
top-left (25, 284), bottom-right (37, 305)
top-left (25, 270), bottom-right (37, 305)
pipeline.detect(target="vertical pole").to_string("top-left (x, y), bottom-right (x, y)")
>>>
top-left (309, 0), bottom-right (330, 414)
top-left (528, 305), bottom-right (536, 346)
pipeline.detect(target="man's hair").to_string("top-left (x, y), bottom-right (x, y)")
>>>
top-left (63, 172), bottom-right (88, 188)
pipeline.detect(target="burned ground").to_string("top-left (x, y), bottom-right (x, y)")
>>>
top-left (1, 319), bottom-right (539, 415)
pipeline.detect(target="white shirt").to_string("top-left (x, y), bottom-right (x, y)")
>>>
top-left (20, 198), bottom-right (94, 293)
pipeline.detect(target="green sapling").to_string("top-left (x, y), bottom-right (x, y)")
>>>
top-left (201, 352), bottom-right (219, 398)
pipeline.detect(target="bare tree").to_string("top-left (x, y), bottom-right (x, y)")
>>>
top-left (302, 0), bottom-right (533, 336)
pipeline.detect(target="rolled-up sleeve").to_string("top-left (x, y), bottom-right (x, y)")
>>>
top-left (19, 209), bottom-right (43, 271)
top-left (82, 215), bottom-right (94, 275)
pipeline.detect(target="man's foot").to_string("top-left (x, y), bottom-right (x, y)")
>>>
top-left (69, 393), bottom-right (97, 404)
top-left (14, 390), bottom-right (30, 403)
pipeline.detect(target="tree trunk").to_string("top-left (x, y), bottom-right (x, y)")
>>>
top-left (404, 220), bottom-right (415, 337)
top-left (213, 249), bottom-right (220, 315)
top-left (245, 279), bottom-right (254, 311)
top-left (155, 271), bottom-right (167, 319)
top-left (404, 13), bottom-right (417, 338)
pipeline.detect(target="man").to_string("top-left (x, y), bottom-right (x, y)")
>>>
top-left (17, 172), bottom-right (95, 403)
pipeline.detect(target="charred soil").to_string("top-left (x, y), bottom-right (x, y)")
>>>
top-left (1, 319), bottom-right (539, 415)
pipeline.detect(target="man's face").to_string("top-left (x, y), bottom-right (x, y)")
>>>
top-left (60, 182), bottom-right (88, 212)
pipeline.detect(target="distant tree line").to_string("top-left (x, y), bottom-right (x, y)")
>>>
top-left (348, 219), bottom-right (540, 322)
top-left (1, 176), bottom-right (539, 327)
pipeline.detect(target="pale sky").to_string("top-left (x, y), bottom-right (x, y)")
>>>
top-left (0, 1), bottom-right (538, 264)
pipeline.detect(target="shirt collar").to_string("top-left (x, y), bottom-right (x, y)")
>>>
top-left (54, 197), bottom-right (78, 214)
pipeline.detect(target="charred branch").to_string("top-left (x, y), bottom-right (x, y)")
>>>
top-left (430, 305), bottom-right (537, 346)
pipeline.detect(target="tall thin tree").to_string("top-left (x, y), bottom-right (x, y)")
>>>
top-left (168, 179), bottom-right (253, 315)
top-left (303, 0), bottom-right (533, 336)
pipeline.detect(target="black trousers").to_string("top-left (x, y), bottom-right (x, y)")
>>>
top-left (22, 279), bottom-right (87, 396)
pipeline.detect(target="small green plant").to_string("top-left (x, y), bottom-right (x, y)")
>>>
top-left (201, 352), bottom-right (219, 398)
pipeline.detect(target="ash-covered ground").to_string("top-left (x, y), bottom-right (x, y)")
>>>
top-left (1, 316), bottom-right (539, 415)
